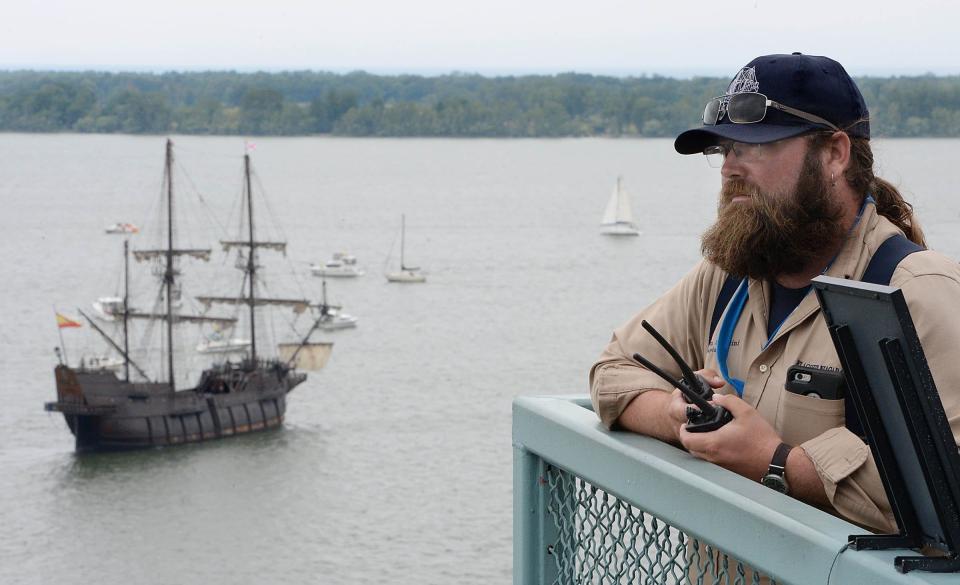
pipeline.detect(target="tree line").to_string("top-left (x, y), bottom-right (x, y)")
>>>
top-left (0, 70), bottom-right (958, 137)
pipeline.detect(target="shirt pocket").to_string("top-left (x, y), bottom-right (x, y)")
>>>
top-left (775, 391), bottom-right (845, 446)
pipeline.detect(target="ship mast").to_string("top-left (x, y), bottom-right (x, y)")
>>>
top-left (200, 152), bottom-right (307, 361)
top-left (129, 139), bottom-right (227, 386)
top-left (164, 138), bottom-right (176, 391)
top-left (245, 153), bottom-right (257, 362)
top-left (123, 238), bottom-right (130, 383)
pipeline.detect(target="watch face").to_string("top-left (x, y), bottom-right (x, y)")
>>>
top-left (761, 474), bottom-right (789, 494)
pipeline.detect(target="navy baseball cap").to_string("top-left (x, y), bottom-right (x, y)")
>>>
top-left (674, 53), bottom-right (870, 155)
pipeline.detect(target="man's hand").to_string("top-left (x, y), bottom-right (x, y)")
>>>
top-left (616, 368), bottom-right (725, 445)
top-left (678, 392), bottom-right (782, 481)
top-left (663, 368), bottom-right (726, 442)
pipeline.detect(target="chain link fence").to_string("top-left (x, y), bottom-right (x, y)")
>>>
top-left (543, 464), bottom-right (775, 585)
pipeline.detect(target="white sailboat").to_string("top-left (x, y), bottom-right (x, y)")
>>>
top-left (386, 214), bottom-right (426, 283)
top-left (316, 279), bottom-right (358, 331)
top-left (600, 176), bottom-right (640, 236)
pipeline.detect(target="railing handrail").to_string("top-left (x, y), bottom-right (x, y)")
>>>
top-left (513, 395), bottom-right (949, 585)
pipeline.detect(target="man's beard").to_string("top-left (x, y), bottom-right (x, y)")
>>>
top-left (700, 150), bottom-right (847, 281)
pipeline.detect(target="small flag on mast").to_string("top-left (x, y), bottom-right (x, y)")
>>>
top-left (56, 313), bottom-right (82, 329)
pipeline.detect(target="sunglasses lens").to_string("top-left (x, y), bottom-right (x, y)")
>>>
top-left (726, 93), bottom-right (766, 123)
top-left (703, 98), bottom-right (722, 125)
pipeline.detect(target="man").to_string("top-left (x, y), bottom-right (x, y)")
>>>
top-left (590, 53), bottom-right (960, 533)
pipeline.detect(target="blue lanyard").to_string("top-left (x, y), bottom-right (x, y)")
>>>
top-left (714, 195), bottom-right (875, 397)
top-left (715, 279), bottom-right (749, 396)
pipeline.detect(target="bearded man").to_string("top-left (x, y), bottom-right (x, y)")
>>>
top-left (590, 53), bottom-right (960, 533)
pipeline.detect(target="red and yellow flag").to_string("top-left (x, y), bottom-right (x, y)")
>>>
top-left (56, 313), bottom-right (82, 329)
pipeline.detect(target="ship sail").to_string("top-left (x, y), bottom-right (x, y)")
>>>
top-left (125, 311), bottom-right (238, 325)
top-left (133, 249), bottom-right (212, 262)
top-left (601, 185), bottom-right (621, 225)
top-left (196, 296), bottom-right (311, 314)
top-left (278, 342), bottom-right (333, 371)
top-left (219, 240), bottom-right (287, 253)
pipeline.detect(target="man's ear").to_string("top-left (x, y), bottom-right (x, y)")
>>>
top-left (824, 131), bottom-right (851, 177)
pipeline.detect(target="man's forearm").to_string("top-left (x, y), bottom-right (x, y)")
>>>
top-left (786, 446), bottom-right (831, 509)
top-left (617, 389), bottom-right (831, 510)
top-left (615, 390), bottom-right (681, 446)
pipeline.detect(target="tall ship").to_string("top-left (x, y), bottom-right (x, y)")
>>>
top-left (45, 140), bottom-right (332, 451)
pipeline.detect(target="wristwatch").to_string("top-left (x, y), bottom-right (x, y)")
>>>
top-left (760, 442), bottom-right (793, 494)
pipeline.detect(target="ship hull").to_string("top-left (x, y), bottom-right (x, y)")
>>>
top-left (46, 363), bottom-right (306, 452)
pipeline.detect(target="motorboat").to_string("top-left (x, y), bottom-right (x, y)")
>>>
top-left (314, 280), bottom-right (358, 331)
top-left (105, 222), bottom-right (139, 234)
top-left (92, 296), bottom-right (125, 321)
top-left (311, 252), bottom-right (365, 277)
top-left (80, 355), bottom-right (125, 371)
top-left (196, 334), bottom-right (252, 354)
top-left (318, 309), bottom-right (358, 331)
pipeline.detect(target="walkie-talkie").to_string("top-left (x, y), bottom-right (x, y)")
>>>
top-left (632, 320), bottom-right (733, 433)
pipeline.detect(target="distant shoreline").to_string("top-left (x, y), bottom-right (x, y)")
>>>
top-left (2, 70), bottom-right (958, 138)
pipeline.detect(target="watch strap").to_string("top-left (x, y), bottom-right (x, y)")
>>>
top-left (767, 442), bottom-right (793, 477)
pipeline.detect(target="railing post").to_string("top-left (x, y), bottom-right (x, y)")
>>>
top-left (514, 444), bottom-right (559, 585)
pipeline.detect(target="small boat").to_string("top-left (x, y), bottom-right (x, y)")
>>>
top-left (311, 252), bottom-right (365, 278)
top-left (196, 333), bottom-right (252, 354)
top-left (600, 176), bottom-right (640, 236)
top-left (318, 309), bottom-right (358, 331)
top-left (386, 215), bottom-right (426, 283)
top-left (93, 289), bottom-right (176, 322)
top-left (91, 296), bottom-right (125, 321)
top-left (316, 279), bottom-right (358, 330)
top-left (80, 355), bottom-right (125, 371)
top-left (105, 222), bottom-right (139, 234)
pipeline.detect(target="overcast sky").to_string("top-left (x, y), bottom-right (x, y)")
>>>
top-left (3, 0), bottom-right (957, 77)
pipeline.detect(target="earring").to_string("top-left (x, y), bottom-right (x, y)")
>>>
top-left (830, 172), bottom-right (837, 187)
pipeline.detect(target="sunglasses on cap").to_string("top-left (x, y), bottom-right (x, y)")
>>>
top-left (703, 92), bottom-right (839, 131)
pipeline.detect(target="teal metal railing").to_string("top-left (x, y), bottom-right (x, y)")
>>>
top-left (513, 396), bottom-right (948, 585)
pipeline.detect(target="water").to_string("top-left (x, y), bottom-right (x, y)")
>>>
top-left (1, 135), bottom-right (957, 584)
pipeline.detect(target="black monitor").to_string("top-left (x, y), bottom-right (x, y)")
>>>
top-left (813, 275), bottom-right (960, 572)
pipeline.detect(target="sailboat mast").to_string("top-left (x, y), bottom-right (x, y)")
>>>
top-left (400, 214), bottom-right (406, 271)
top-left (123, 238), bottom-right (130, 383)
top-left (245, 153), bottom-right (257, 362)
top-left (164, 138), bottom-right (176, 391)
top-left (618, 175), bottom-right (628, 219)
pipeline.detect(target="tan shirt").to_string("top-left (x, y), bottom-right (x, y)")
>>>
top-left (590, 203), bottom-right (960, 532)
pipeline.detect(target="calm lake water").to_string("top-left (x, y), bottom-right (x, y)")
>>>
top-left (1, 135), bottom-right (957, 585)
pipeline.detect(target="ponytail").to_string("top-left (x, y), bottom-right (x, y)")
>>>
top-left (846, 137), bottom-right (926, 247)
top-left (870, 176), bottom-right (926, 247)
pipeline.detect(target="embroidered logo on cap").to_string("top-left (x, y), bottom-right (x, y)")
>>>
top-left (727, 67), bottom-right (760, 95)
top-left (717, 67), bottom-right (760, 121)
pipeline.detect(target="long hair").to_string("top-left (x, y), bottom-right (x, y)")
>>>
top-left (847, 137), bottom-right (926, 246)
top-left (811, 133), bottom-right (926, 246)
